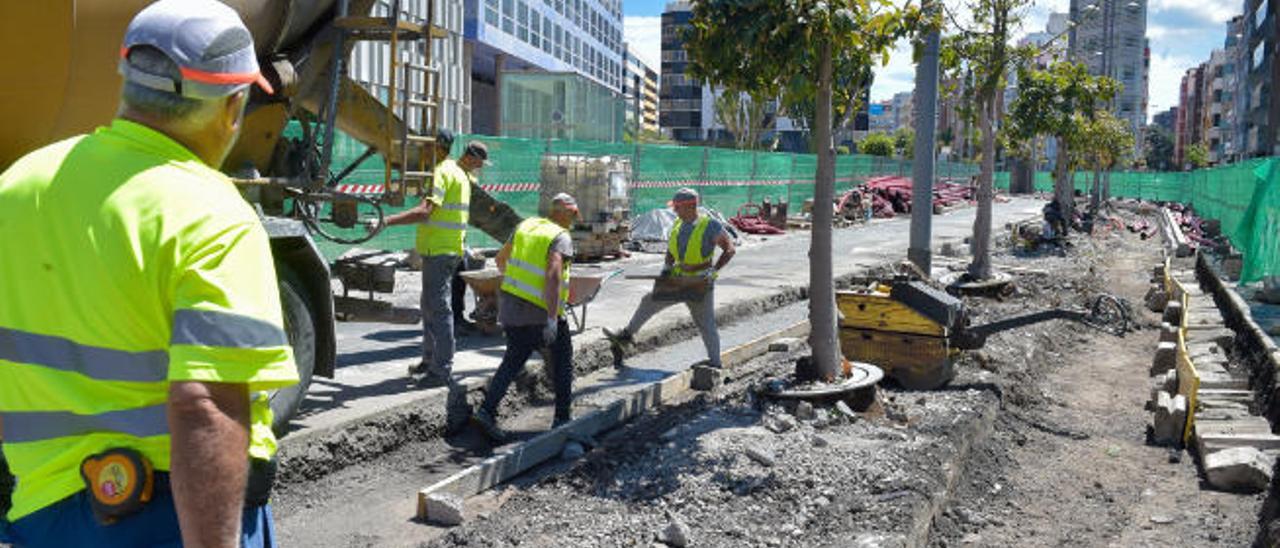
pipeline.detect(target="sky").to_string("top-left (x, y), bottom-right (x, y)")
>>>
top-left (622, 0), bottom-right (1245, 123)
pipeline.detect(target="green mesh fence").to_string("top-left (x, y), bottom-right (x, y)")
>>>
top-left (306, 129), bottom-right (980, 259)
top-left (300, 126), bottom-right (1275, 280)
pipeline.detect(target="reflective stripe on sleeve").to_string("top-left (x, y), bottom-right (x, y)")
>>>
top-left (0, 326), bottom-right (168, 383)
top-left (0, 403), bottom-right (170, 443)
top-left (441, 203), bottom-right (469, 211)
top-left (170, 309), bottom-right (288, 348)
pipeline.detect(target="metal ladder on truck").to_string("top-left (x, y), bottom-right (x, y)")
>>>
top-left (327, 0), bottom-right (448, 207)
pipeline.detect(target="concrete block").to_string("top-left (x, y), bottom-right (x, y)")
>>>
top-left (1158, 322), bottom-right (1180, 343)
top-left (690, 366), bottom-right (724, 391)
top-left (767, 337), bottom-right (804, 352)
top-left (1185, 327), bottom-right (1236, 347)
top-left (1149, 371), bottom-right (1179, 410)
top-left (1197, 389), bottom-right (1256, 405)
top-left (1162, 300), bottom-right (1184, 326)
top-left (1187, 341), bottom-right (1225, 360)
top-left (1151, 342), bottom-right (1178, 375)
top-left (1152, 391), bottom-right (1187, 446)
top-left (424, 493), bottom-right (465, 526)
top-left (1204, 446), bottom-right (1274, 493)
top-left (1144, 286), bottom-right (1168, 312)
top-left (1186, 311), bottom-right (1223, 327)
top-left (1198, 370), bottom-right (1249, 390)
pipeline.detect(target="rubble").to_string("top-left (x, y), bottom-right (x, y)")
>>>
top-left (1204, 447), bottom-right (1274, 493)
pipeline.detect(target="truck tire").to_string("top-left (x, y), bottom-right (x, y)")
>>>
top-left (271, 271), bottom-right (317, 437)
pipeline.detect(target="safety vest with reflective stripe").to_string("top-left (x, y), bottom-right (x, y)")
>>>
top-left (416, 158), bottom-right (472, 256)
top-left (500, 217), bottom-right (571, 316)
top-left (668, 215), bottom-right (713, 276)
top-left (0, 119), bottom-right (298, 521)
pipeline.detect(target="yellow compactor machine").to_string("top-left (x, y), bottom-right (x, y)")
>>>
top-left (838, 281), bottom-right (1131, 389)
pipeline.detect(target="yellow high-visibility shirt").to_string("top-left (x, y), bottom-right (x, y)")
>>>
top-left (0, 119), bottom-right (298, 521)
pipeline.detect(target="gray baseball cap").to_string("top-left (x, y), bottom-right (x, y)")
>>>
top-left (550, 192), bottom-right (578, 211)
top-left (672, 187), bottom-right (700, 203)
top-left (118, 0), bottom-right (273, 99)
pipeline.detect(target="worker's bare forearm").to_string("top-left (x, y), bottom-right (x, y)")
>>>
top-left (714, 248), bottom-right (735, 272)
top-left (384, 201), bottom-right (434, 226)
top-left (544, 252), bottom-right (563, 320)
top-left (168, 381), bottom-right (251, 548)
top-left (713, 235), bottom-right (735, 272)
top-left (495, 242), bottom-right (513, 273)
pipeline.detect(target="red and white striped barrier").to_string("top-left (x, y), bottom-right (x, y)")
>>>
top-left (332, 178), bottom-right (853, 196)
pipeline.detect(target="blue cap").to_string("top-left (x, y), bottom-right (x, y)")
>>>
top-left (118, 0), bottom-right (273, 98)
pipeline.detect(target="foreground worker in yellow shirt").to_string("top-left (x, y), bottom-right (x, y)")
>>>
top-left (0, 2), bottom-right (297, 546)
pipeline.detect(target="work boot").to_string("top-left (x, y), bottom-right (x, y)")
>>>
top-left (408, 360), bottom-right (430, 376)
top-left (602, 327), bottom-right (634, 350)
top-left (416, 373), bottom-right (451, 390)
top-left (455, 317), bottom-right (478, 336)
top-left (471, 408), bottom-right (509, 444)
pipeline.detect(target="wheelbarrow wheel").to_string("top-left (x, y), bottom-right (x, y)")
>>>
top-left (1087, 294), bottom-right (1131, 335)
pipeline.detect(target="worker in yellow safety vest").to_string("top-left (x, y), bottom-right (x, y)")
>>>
top-left (470, 193), bottom-right (580, 443)
top-left (382, 135), bottom-right (486, 388)
top-left (0, 2), bottom-right (298, 546)
top-left (604, 187), bottom-right (736, 368)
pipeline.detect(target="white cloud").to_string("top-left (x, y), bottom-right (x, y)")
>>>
top-left (871, 39), bottom-right (918, 101)
top-left (1147, 51), bottom-right (1198, 116)
top-left (1150, 0), bottom-right (1238, 23)
top-left (624, 16), bottom-right (662, 71)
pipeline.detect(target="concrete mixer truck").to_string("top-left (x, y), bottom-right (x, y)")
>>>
top-left (0, 0), bottom-right (523, 436)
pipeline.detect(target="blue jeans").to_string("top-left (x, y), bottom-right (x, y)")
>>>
top-left (0, 474), bottom-right (275, 547)
top-left (421, 254), bottom-right (461, 375)
top-left (480, 319), bottom-right (574, 424)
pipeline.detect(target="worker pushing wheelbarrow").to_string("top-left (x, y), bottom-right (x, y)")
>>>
top-left (458, 267), bottom-right (624, 335)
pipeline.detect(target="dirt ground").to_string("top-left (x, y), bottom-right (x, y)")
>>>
top-left (423, 215), bottom-right (1264, 548)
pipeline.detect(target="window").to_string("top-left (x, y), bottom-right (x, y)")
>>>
top-left (530, 13), bottom-right (540, 48)
top-left (1254, 43), bottom-right (1266, 70)
top-left (502, 0), bottom-right (514, 34)
top-left (517, 1), bottom-right (528, 41)
top-left (485, 0), bottom-right (499, 26)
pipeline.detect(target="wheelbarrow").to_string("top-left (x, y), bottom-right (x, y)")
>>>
top-left (457, 268), bottom-right (624, 335)
top-left (837, 280), bottom-right (1131, 389)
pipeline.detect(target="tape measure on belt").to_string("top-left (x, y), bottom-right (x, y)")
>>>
top-left (80, 448), bottom-right (155, 524)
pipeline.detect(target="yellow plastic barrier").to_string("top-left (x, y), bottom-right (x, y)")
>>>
top-left (1175, 328), bottom-right (1200, 445)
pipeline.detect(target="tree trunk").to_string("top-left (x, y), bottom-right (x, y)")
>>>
top-left (1090, 166), bottom-right (1101, 212)
top-left (968, 95), bottom-right (995, 281)
top-left (1054, 136), bottom-right (1073, 220)
top-left (806, 40), bottom-right (841, 381)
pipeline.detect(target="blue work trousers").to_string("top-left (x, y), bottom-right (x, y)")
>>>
top-left (480, 319), bottom-right (574, 424)
top-left (0, 474), bottom-right (274, 547)
top-left (421, 254), bottom-right (461, 375)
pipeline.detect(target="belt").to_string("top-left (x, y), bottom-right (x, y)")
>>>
top-left (677, 261), bottom-right (712, 271)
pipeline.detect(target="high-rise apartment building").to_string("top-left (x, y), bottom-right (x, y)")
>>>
top-left (623, 46), bottom-right (660, 136)
top-left (1203, 48), bottom-right (1236, 164)
top-left (659, 1), bottom-right (715, 142)
top-left (1068, 0), bottom-right (1148, 154)
top-left (1240, 0), bottom-right (1278, 157)
top-left (465, 0), bottom-right (626, 135)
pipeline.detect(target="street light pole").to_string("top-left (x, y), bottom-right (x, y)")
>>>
top-left (908, 0), bottom-right (941, 274)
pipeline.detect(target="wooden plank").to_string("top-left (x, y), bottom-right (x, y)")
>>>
top-left (836, 291), bottom-right (946, 337)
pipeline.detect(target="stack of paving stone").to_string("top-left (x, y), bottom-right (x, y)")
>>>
top-left (1148, 259), bottom-right (1279, 492)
